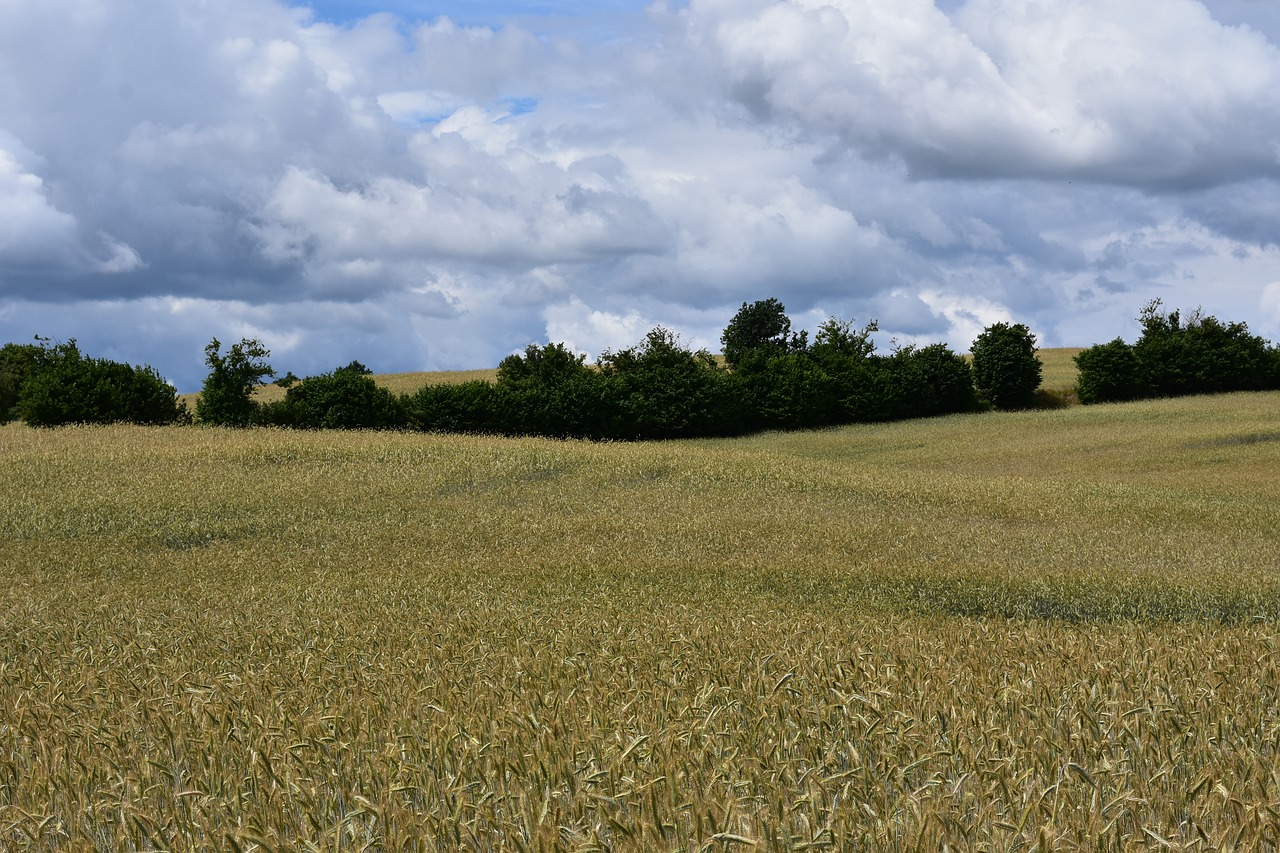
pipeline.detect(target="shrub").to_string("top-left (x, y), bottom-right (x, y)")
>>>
top-left (1133, 302), bottom-right (1273, 397)
top-left (807, 318), bottom-right (891, 424)
top-left (493, 343), bottom-right (621, 438)
top-left (971, 322), bottom-right (1042, 410)
top-left (195, 338), bottom-right (274, 427)
top-left (883, 344), bottom-right (979, 419)
top-left (17, 340), bottom-right (184, 427)
top-left (405, 381), bottom-right (514, 435)
top-left (732, 350), bottom-right (836, 431)
top-left (0, 338), bottom-right (57, 422)
top-left (601, 327), bottom-right (741, 439)
top-left (1076, 301), bottom-right (1278, 404)
top-left (272, 364), bottom-right (406, 430)
top-left (1075, 339), bottom-right (1144, 404)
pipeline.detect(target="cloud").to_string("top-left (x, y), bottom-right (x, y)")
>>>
top-left (1263, 282), bottom-right (1280, 325)
top-left (2, 0), bottom-right (1280, 391)
top-left (0, 136), bottom-right (80, 269)
top-left (702, 0), bottom-right (1280, 186)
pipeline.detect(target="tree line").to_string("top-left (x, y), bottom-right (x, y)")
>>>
top-left (2, 299), bottom-right (1278, 435)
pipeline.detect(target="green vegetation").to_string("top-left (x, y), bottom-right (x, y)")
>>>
top-left (13, 299), bottom-right (1280, 436)
top-left (970, 321), bottom-right (1042, 410)
top-left (195, 337), bottom-right (274, 427)
top-left (1076, 300), bottom-right (1280, 404)
top-left (2, 391), bottom-right (1280, 847)
top-left (1, 337), bottom-right (184, 427)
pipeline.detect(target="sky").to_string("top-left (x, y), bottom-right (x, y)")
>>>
top-left (4, 0), bottom-right (1280, 390)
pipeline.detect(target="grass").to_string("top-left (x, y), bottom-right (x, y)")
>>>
top-left (3, 389), bottom-right (1280, 849)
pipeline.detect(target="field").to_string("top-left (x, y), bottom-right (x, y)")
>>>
top-left (3, 386), bottom-right (1280, 849)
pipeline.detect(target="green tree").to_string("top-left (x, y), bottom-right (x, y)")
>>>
top-left (811, 317), bottom-right (878, 363)
top-left (1075, 300), bottom-right (1278, 404)
top-left (970, 322), bottom-right (1042, 410)
top-left (1075, 338), bottom-right (1144, 404)
top-left (601, 327), bottom-right (740, 439)
top-left (497, 343), bottom-right (590, 389)
top-left (721, 298), bottom-right (806, 369)
top-left (496, 343), bottom-right (617, 437)
top-left (195, 337), bottom-right (274, 427)
top-left (17, 339), bottom-right (184, 427)
top-left (0, 337), bottom-right (57, 422)
top-left (271, 366), bottom-right (405, 430)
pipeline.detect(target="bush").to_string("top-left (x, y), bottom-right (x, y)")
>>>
top-left (1134, 303), bottom-right (1273, 397)
top-left (0, 338), bottom-right (57, 422)
top-left (195, 338), bottom-right (274, 427)
top-left (971, 322), bottom-right (1042, 410)
top-left (732, 349), bottom-right (836, 431)
top-left (882, 344), bottom-right (978, 419)
top-left (405, 381), bottom-right (514, 435)
top-left (1075, 339), bottom-right (1145, 404)
top-left (602, 328), bottom-right (741, 439)
top-left (1076, 301), bottom-right (1278, 404)
top-left (495, 343), bottom-right (621, 438)
top-left (270, 364), bottom-right (406, 430)
top-left (17, 340), bottom-right (185, 427)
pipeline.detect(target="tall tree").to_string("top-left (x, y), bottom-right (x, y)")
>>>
top-left (720, 298), bottom-right (805, 369)
top-left (195, 337), bottom-right (274, 427)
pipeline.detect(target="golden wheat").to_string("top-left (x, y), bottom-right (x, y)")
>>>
top-left (2, 390), bottom-right (1279, 849)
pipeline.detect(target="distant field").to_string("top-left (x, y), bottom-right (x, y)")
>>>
top-left (3, 389), bottom-right (1278, 848)
top-left (1037, 346), bottom-right (1084, 394)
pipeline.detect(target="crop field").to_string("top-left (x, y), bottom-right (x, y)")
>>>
top-left (2, 390), bottom-right (1280, 849)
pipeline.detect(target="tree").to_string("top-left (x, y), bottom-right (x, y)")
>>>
top-left (497, 343), bottom-right (590, 389)
top-left (1075, 300), bottom-right (1278, 404)
top-left (721, 298), bottom-right (806, 369)
top-left (970, 322), bottom-right (1042, 410)
top-left (0, 337), bottom-right (57, 422)
top-left (195, 337), bottom-right (274, 427)
top-left (495, 343), bottom-right (616, 437)
top-left (884, 343), bottom-right (979, 419)
top-left (1075, 339), bottom-right (1144, 404)
top-left (271, 366), bottom-right (405, 430)
top-left (811, 317), bottom-right (878, 363)
top-left (601, 327), bottom-right (740, 439)
top-left (16, 339), bottom-right (184, 427)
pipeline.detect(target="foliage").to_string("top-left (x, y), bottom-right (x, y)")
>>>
top-left (0, 337), bottom-right (57, 422)
top-left (720, 298), bottom-right (807, 369)
top-left (601, 327), bottom-right (741, 439)
top-left (404, 380), bottom-right (515, 435)
top-left (731, 349), bottom-right (836, 431)
top-left (497, 343), bottom-right (589, 389)
top-left (15, 339), bottom-right (185, 427)
top-left (1075, 338), bottom-right (1145, 404)
top-left (811, 317), bottom-right (878, 363)
top-left (882, 343), bottom-right (980, 419)
top-left (195, 337), bottom-right (274, 427)
top-left (970, 322), bottom-right (1043, 410)
top-left (492, 343), bottom-right (620, 437)
top-left (1076, 301), bottom-right (1279, 404)
top-left (266, 365), bottom-right (407, 430)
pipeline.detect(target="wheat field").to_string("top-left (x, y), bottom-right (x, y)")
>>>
top-left (2, 389), bottom-right (1280, 849)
